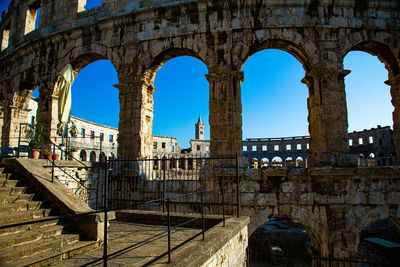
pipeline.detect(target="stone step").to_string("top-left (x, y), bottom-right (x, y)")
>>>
top-left (0, 224), bottom-right (64, 249)
top-left (0, 178), bottom-right (19, 188)
top-left (5, 239), bottom-right (98, 267)
top-left (0, 233), bottom-right (80, 264)
top-left (0, 209), bottom-right (51, 226)
top-left (0, 217), bottom-right (58, 237)
top-left (0, 201), bottom-right (42, 213)
top-left (0, 193), bottom-right (34, 204)
top-left (0, 186), bottom-right (27, 195)
top-left (0, 173), bottom-right (12, 179)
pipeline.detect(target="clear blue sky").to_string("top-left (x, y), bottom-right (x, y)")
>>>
top-left (1, 1), bottom-right (393, 148)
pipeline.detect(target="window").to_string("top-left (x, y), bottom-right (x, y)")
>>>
top-left (162, 142), bottom-right (166, 149)
top-left (109, 134), bottom-right (113, 142)
top-left (262, 145), bottom-right (267, 151)
top-left (306, 143), bottom-right (309, 149)
top-left (252, 145), bottom-right (257, 151)
top-left (286, 144), bottom-right (291, 150)
top-left (358, 137), bottom-right (363, 145)
top-left (77, 0), bottom-right (102, 12)
top-left (171, 145), bottom-right (174, 152)
top-left (349, 139), bottom-right (353, 146)
top-left (81, 128), bottom-right (85, 137)
top-left (31, 116), bottom-right (35, 125)
top-left (100, 133), bottom-right (104, 141)
top-left (243, 146), bottom-right (247, 152)
top-left (197, 145), bottom-right (201, 150)
top-left (153, 142), bottom-right (157, 149)
top-left (1, 25), bottom-right (10, 51)
top-left (200, 131), bottom-right (203, 134)
top-left (90, 130), bottom-right (95, 139)
top-left (297, 144), bottom-right (301, 150)
top-left (274, 145), bottom-right (279, 151)
top-left (369, 136), bottom-right (373, 144)
top-left (25, 2), bottom-right (40, 35)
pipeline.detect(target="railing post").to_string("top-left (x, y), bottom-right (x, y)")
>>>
top-left (103, 158), bottom-right (109, 267)
top-left (201, 191), bottom-right (205, 240)
top-left (163, 157), bottom-right (166, 213)
top-left (51, 143), bottom-right (55, 183)
top-left (236, 152), bottom-right (240, 217)
top-left (17, 123), bottom-right (23, 158)
top-left (222, 188), bottom-right (225, 227)
top-left (167, 198), bottom-right (171, 263)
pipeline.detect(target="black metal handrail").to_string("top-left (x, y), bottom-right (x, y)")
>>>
top-left (0, 152), bottom-right (239, 266)
top-left (16, 123), bottom-right (103, 208)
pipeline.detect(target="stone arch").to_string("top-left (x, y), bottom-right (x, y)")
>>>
top-left (118, 46), bottom-right (210, 159)
top-left (345, 205), bottom-right (395, 258)
top-left (80, 150), bottom-right (87, 161)
top-left (99, 152), bottom-right (106, 163)
top-left (239, 38), bottom-right (313, 73)
top-left (271, 156), bottom-right (283, 167)
top-left (261, 158), bottom-right (269, 168)
top-left (296, 156), bottom-right (304, 167)
top-left (285, 157), bottom-right (294, 166)
top-left (143, 47), bottom-right (210, 84)
top-left (90, 151), bottom-right (96, 162)
top-left (247, 206), bottom-right (327, 259)
top-left (342, 40), bottom-right (399, 79)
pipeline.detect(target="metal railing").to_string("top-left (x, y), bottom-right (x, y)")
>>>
top-left (0, 154), bottom-right (241, 266)
top-left (14, 123), bottom-right (104, 209)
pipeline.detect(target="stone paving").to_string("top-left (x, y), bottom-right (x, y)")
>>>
top-left (56, 220), bottom-right (200, 266)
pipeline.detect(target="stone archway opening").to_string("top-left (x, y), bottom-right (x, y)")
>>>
top-left (295, 156), bottom-right (304, 167)
top-left (344, 42), bottom-right (399, 165)
top-left (248, 216), bottom-right (313, 266)
top-left (353, 218), bottom-right (400, 265)
top-left (344, 51), bottom-right (393, 129)
top-left (261, 158), bottom-right (269, 168)
top-left (149, 53), bottom-right (209, 157)
top-left (240, 48), bottom-right (309, 163)
top-left (65, 58), bottom-right (118, 160)
top-left (271, 156), bottom-right (283, 167)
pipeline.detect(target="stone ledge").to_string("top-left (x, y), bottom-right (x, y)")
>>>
top-left (158, 216), bottom-right (250, 267)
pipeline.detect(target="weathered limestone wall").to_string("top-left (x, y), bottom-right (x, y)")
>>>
top-left (240, 166), bottom-right (400, 258)
top-left (201, 223), bottom-right (248, 267)
top-left (0, 0), bottom-right (398, 166)
top-left (41, 160), bottom-right (105, 209)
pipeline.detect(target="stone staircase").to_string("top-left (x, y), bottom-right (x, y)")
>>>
top-left (0, 167), bottom-right (98, 266)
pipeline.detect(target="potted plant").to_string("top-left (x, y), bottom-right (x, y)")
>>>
top-left (43, 147), bottom-right (52, 160)
top-left (25, 124), bottom-right (45, 159)
top-left (53, 152), bottom-right (60, 160)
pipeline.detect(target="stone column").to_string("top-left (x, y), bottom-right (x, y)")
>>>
top-left (206, 70), bottom-right (243, 157)
top-left (1, 91), bottom-right (32, 148)
top-left (116, 76), bottom-right (154, 159)
top-left (36, 93), bottom-right (59, 142)
top-left (2, 105), bottom-right (20, 147)
top-left (302, 67), bottom-right (354, 167)
top-left (386, 74), bottom-right (400, 165)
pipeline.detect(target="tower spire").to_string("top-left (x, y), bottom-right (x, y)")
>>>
top-left (195, 115), bottom-right (204, 140)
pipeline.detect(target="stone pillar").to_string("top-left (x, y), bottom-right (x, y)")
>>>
top-left (206, 70), bottom-right (243, 157)
top-left (386, 74), bottom-right (400, 165)
top-left (1, 91), bottom-right (32, 148)
top-left (302, 67), bottom-right (354, 167)
top-left (116, 76), bottom-right (154, 159)
top-left (36, 93), bottom-right (59, 142)
top-left (2, 105), bottom-right (20, 147)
